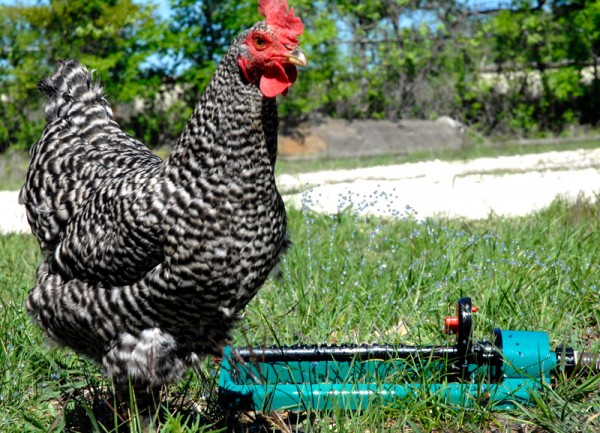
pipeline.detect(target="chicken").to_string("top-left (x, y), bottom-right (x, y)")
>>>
top-left (19, 0), bottom-right (305, 410)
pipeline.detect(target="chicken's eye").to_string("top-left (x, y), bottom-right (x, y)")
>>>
top-left (254, 36), bottom-right (267, 49)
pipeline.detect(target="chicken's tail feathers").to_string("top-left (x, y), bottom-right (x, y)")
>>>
top-left (37, 60), bottom-right (113, 123)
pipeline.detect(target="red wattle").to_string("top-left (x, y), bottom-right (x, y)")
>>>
top-left (259, 63), bottom-right (297, 98)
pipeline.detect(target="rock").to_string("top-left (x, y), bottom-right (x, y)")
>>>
top-left (278, 117), bottom-right (465, 160)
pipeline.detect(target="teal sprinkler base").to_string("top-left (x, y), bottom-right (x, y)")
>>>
top-left (218, 298), bottom-right (591, 411)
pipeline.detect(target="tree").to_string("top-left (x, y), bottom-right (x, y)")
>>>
top-left (310, 0), bottom-right (474, 121)
top-left (0, 0), bottom-right (164, 150)
top-left (3, 0), bottom-right (600, 152)
top-left (166, 0), bottom-right (258, 97)
top-left (470, 0), bottom-right (600, 134)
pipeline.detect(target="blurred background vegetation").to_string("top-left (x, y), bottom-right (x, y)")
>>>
top-left (1, 0), bottom-right (600, 151)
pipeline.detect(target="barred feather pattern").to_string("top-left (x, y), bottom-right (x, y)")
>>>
top-left (21, 25), bottom-right (288, 390)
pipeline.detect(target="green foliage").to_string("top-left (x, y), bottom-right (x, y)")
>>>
top-left (4, 0), bottom-right (600, 151)
top-left (464, 1), bottom-right (600, 135)
top-left (167, 0), bottom-right (257, 91)
top-left (0, 0), bottom-right (164, 150)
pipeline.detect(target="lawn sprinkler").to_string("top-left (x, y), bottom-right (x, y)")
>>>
top-left (218, 297), bottom-right (599, 411)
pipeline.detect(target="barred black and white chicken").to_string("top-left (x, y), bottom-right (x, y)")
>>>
top-left (19, 0), bottom-right (305, 411)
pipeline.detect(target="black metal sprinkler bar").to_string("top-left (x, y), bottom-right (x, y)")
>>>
top-left (233, 298), bottom-right (598, 376)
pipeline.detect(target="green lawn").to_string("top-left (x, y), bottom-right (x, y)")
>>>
top-left (1, 195), bottom-right (598, 432)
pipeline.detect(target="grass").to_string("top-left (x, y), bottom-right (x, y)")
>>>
top-left (1, 194), bottom-right (599, 432)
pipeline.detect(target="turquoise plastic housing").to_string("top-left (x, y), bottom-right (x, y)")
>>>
top-left (218, 330), bottom-right (557, 411)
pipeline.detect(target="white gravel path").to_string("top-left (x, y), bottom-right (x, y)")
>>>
top-left (0, 191), bottom-right (29, 234)
top-left (2, 148), bottom-right (599, 234)
top-left (279, 148), bottom-right (600, 220)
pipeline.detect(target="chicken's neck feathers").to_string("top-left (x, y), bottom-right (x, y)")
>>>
top-left (166, 36), bottom-right (278, 181)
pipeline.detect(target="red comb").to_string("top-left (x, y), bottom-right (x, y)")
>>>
top-left (258, 0), bottom-right (304, 44)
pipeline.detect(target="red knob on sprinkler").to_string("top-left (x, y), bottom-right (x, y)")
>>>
top-left (444, 305), bottom-right (478, 334)
top-left (444, 316), bottom-right (459, 334)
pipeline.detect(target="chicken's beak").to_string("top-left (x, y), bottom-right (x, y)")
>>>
top-left (287, 47), bottom-right (307, 67)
